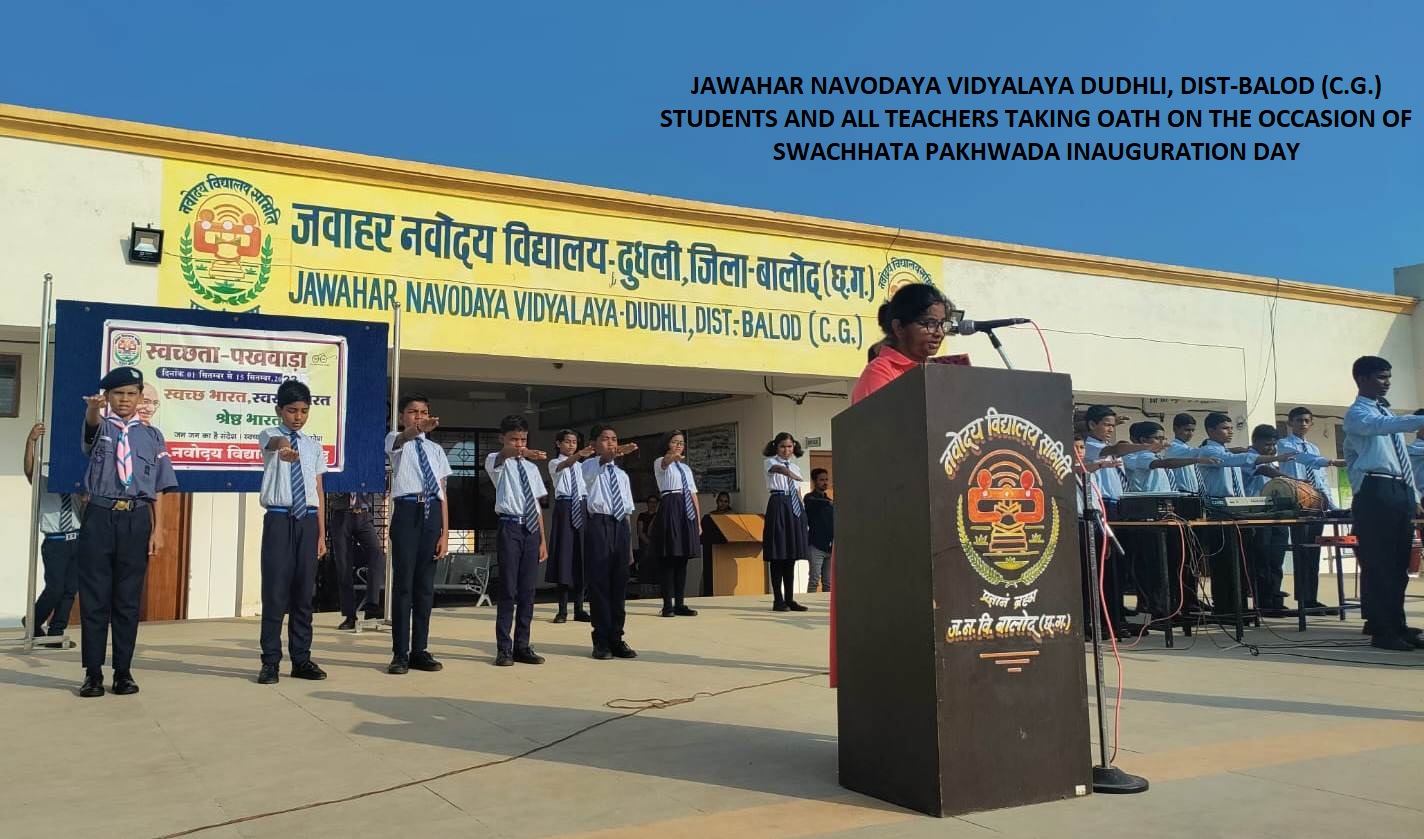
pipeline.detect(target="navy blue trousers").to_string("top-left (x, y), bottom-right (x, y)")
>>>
top-left (496, 519), bottom-right (541, 652)
top-left (260, 512), bottom-right (319, 666)
top-left (35, 537), bottom-right (80, 631)
top-left (584, 514), bottom-right (630, 649)
top-left (390, 500), bottom-right (442, 662)
top-left (78, 506), bottom-right (151, 675)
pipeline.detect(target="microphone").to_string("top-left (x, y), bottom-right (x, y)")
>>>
top-left (954, 316), bottom-right (1031, 336)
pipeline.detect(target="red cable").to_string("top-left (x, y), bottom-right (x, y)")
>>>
top-left (1026, 321), bottom-right (1054, 372)
top-left (1077, 455), bottom-right (1126, 762)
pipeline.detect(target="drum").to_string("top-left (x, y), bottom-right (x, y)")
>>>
top-left (1261, 476), bottom-right (1325, 513)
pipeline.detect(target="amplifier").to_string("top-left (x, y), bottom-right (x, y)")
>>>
top-left (1203, 496), bottom-right (1292, 520)
top-left (1116, 492), bottom-right (1205, 521)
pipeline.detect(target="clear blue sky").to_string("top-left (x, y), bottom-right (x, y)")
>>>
top-left (2, 1), bottom-right (1419, 293)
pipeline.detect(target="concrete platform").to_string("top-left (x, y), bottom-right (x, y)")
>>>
top-left (2, 588), bottom-right (1422, 839)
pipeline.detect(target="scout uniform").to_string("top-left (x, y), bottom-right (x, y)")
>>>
top-left (78, 366), bottom-right (178, 696)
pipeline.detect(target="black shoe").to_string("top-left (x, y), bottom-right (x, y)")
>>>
top-left (513, 647), bottom-right (545, 665)
top-left (773, 603), bottom-right (789, 612)
top-left (610, 641), bottom-right (637, 659)
top-left (363, 606), bottom-right (384, 621)
top-left (1370, 634), bottom-right (1416, 652)
top-left (786, 601), bottom-right (809, 612)
top-left (574, 610), bottom-right (592, 622)
top-left (495, 649), bottom-right (514, 667)
top-left (79, 674), bottom-right (105, 698)
top-left (291, 661), bottom-right (327, 680)
top-left (673, 605), bottom-right (698, 616)
top-left (1404, 634), bottom-right (1424, 650)
top-left (257, 664), bottom-right (279, 684)
top-left (552, 612), bottom-right (568, 624)
top-left (409, 652), bottom-right (443, 672)
top-left (1402, 626), bottom-right (1423, 640)
top-left (337, 617), bottom-right (356, 631)
top-left (592, 646), bottom-right (612, 660)
top-left (660, 607), bottom-right (676, 617)
top-left (1362, 622), bottom-right (1373, 636)
top-left (112, 674), bottom-right (140, 695)
top-left (387, 659), bottom-right (409, 675)
top-left (47, 626), bottom-right (66, 637)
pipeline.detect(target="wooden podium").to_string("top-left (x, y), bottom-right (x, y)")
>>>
top-left (705, 513), bottom-right (767, 595)
top-left (832, 364), bottom-right (1091, 817)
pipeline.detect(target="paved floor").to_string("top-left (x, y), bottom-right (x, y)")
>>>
top-left (2, 586), bottom-right (1421, 839)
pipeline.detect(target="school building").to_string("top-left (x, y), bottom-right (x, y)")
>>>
top-left (0, 102), bottom-right (1419, 623)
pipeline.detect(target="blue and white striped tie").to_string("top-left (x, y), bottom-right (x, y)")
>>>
top-left (516, 461), bottom-right (539, 533)
top-left (678, 463), bottom-right (696, 520)
top-left (288, 430), bottom-right (307, 519)
top-left (606, 465), bottom-right (626, 519)
top-left (783, 459), bottom-right (803, 516)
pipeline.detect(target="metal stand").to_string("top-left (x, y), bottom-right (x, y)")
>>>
top-left (3, 275), bottom-right (74, 653)
top-left (983, 328), bottom-right (1015, 370)
top-left (1080, 474), bottom-right (1149, 795)
top-left (357, 302), bottom-right (401, 634)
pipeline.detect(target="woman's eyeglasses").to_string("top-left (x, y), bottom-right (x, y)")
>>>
top-left (913, 310), bottom-right (964, 335)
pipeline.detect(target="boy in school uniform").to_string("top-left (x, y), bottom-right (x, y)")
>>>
top-left (548, 430), bottom-right (594, 623)
top-left (484, 414), bottom-right (550, 666)
top-left (25, 422), bottom-right (84, 638)
top-left (385, 394), bottom-right (451, 674)
top-left (1120, 421), bottom-right (1220, 616)
top-left (77, 366), bottom-right (179, 698)
top-left (580, 424), bottom-right (639, 660)
top-left (256, 380), bottom-right (329, 685)
top-left (1243, 425), bottom-right (1292, 615)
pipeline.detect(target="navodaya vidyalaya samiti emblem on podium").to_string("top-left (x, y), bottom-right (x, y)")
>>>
top-left (176, 174), bottom-right (281, 310)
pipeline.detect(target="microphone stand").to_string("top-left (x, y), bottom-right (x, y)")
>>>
top-left (981, 327), bottom-right (1015, 370)
top-left (1079, 473), bottom-right (1150, 794)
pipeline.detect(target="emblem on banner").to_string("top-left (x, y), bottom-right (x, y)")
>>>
top-left (175, 174), bottom-right (281, 309)
top-left (877, 256), bottom-right (934, 301)
top-left (110, 331), bottom-right (142, 367)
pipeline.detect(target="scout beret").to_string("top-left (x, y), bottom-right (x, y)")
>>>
top-left (99, 366), bottom-right (144, 391)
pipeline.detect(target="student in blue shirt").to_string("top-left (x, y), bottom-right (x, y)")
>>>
top-left (1243, 425), bottom-right (1291, 616)
top-left (77, 366), bottom-right (179, 698)
top-left (1120, 421), bottom-right (1221, 617)
top-left (255, 380), bottom-right (328, 685)
top-left (1164, 414), bottom-right (1204, 493)
top-left (1342, 356), bottom-right (1424, 651)
top-left (1279, 407), bottom-right (1347, 612)
top-left (1080, 407), bottom-right (1152, 634)
top-left (484, 414), bottom-right (550, 667)
top-left (1196, 413), bottom-right (1294, 616)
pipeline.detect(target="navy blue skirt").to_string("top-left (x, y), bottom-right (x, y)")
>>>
top-left (763, 493), bottom-right (808, 561)
top-left (545, 497), bottom-right (583, 585)
top-left (652, 492), bottom-right (701, 560)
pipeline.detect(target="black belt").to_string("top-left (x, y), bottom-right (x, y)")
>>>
top-left (45, 532), bottom-right (80, 542)
top-left (89, 496), bottom-right (150, 512)
top-left (395, 493), bottom-right (438, 503)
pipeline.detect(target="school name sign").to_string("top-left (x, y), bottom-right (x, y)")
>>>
top-left (158, 160), bottom-right (939, 377)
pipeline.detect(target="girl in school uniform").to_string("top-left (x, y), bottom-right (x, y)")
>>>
top-left (548, 429), bottom-right (594, 623)
top-left (651, 429), bottom-right (701, 617)
top-left (762, 431), bottom-right (809, 612)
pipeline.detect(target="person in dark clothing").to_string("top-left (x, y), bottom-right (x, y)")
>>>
top-left (804, 468), bottom-right (834, 593)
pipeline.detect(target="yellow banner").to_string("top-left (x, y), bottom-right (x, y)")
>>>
top-left (158, 161), bottom-right (940, 378)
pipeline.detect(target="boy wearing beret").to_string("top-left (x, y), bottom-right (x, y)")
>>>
top-left (77, 366), bottom-right (179, 698)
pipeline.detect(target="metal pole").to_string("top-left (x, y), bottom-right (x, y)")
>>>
top-left (22, 275), bottom-right (55, 653)
top-left (384, 303), bottom-right (401, 624)
top-left (984, 328), bottom-right (1015, 370)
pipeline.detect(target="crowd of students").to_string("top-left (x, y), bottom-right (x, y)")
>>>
top-left (32, 364), bottom-right (838, 697)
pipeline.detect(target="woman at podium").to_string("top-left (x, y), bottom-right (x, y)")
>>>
top-left (851, 283), bottom-right (957, 405)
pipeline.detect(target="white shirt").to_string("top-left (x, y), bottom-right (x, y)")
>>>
top-left (36, 465), bottom-right (84, 535)
top-left (385, 431), bottom-right (452, 500)
top-left (581, 458), bottom-right (634, 517)
top-left (764, 456), bottom-right (803, 493)
top-left (258, 426), bottom-right (326, 509)
top-left (654, 457), bottom-right (699, 495)
top-left (549, 454), bottom-right (586, 499)
top-left (484, 452), bottom-right (548, 517)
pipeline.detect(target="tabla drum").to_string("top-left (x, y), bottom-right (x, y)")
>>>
top-left (1261, 477), bottom-right (1325, 513)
